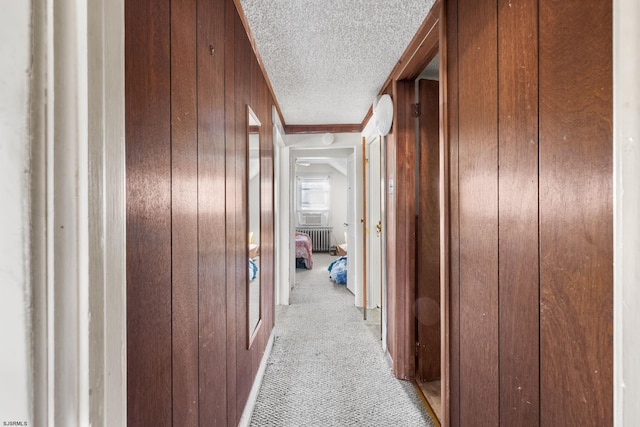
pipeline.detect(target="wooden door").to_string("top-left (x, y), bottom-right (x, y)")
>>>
top-left (415, 79), bottom-right (441, 382)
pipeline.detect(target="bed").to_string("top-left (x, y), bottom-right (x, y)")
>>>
top-left (295, 232), bottom-right (313, 269)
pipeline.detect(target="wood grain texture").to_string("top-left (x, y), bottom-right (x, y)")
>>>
top-left (457, 0), bottom-right (499, 425)
top-left (125, 0), bottom-right (172, 424)
top-left (391, 79), bottom-right (417, 380)
top-left (197, 0), bottom-right (228, 424)
top-left (284, 124), bottom-right (362, 134)
top-left (234, 12), bottom-right (254, 416)
top-left (416, 79), bottom-right (441, 382)
top-left (539, 0), bottom-right (613, 425)
top-left (171, 0), bottom-right (199, 424)
top-left (223, 2), bottom-right (238, 424)
top-left (497, 0), bottom-right (540, 425)
top-left (443, 1), bottom-right (459, 425)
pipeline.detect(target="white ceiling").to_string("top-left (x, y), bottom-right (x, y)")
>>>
top-left (240, 0), bottom-right (436, 126)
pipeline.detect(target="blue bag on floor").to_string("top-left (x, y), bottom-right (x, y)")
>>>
top-left (328, 256), bottom-right (347, 285)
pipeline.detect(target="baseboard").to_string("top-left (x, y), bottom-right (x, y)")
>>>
top-left (385, 350), bottom-right (393, 368)
top-left (237, 328), bottom-right (276, 427)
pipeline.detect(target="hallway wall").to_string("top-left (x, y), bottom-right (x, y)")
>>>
top-left (0, 1), bottom-right (31, 423)
top-left (125, 0), bottom-right (274, 425)
top-left (446, 0), bottom-right (612, 425)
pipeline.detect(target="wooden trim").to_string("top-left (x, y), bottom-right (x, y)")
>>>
top-left (284, 123), bottom-right (362, 134)
top-left (379, 0), bottom-right (441, 96)
top-left (439, 2), bottom-right (453, 426)
top-left (412, 380), bottom-right (442, 427)
top-left (232, 0), bottom-right (285, 126)
top-left (360, 0), bottom-right (441, 130)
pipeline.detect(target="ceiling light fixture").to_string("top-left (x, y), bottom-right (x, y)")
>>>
top-left (373, 94), bottom-right (394, 136)
top-left (321, 133), bottom-right (335, 145)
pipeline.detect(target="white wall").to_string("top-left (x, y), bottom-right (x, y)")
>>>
top-left (614, 0), bottom-right (640, 425)
top-left (294, 163), bottom-right (348, 247)
top-left (0, 1), bottom-right (32, 424)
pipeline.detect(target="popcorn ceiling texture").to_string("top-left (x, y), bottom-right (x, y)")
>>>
top-left (240, 0), bottom-right (436, 125)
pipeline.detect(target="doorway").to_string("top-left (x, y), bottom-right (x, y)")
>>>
top-left (414, 55), bottom-right (442, 422)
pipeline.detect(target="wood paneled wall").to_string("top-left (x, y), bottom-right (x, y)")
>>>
top-left (445, 0), bottom-right (612, 425)
top-left (126, 0), bottom-right (275, 425)
top-left (386, 80), bottom-right (418, 380)
top-left (416, 79), bottom-right (441, 382)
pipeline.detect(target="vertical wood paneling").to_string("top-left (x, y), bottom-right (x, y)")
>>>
top-left (457, 0), bottom-right (499, 425)
top-left (234, 11), bottom-right (254, 416)
top-left (171, 0), bottom-right (199, 424)
top-left (391, 79), bottom-right (417, 380)
top-left (444, 1), bottom-right (460, 424)
top-left (198, 0), bottom-right (228, 424)
top-left (416, 79), bottom-right (441, 382)
top-left (539, 0), bottom-right (613, 424)
top-left (125, 0), bottom-right (172, 424)
top-left (223, 2), bottom-right (238, 425)
top-left (497, 0), bottom-right (540, 425)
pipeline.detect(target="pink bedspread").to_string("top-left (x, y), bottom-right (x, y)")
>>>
top-left (295, 232), bottom-right (313, 269)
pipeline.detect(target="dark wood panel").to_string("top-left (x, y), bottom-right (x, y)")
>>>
top-left (443, 1), bottom-right (459, 425)
top-left (497, 0), bottom-right (540, 425)
top-left (391, 79), bottom-right (417, 380)
top-left (416, 79), bottom-right (441, 382)
top-left (234, 10), bottom-right (254, 417)
top-left (171, 0), bottom-right (199, 424)
top-left (539, 0), bottom-right (613, 425)
top-left (284, 124), bottom-right (362, 134)
top-left (197, 0), bottom-right (228, 424)
top-left (224, 1), bottom-right (238, 425)
top-left (457, 0), bottom-right (499, 425)
top-left (125, 0), bottom-right (172, 424)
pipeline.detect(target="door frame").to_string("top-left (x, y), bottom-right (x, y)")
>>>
top-left (378, 0), bottom-right (449, 423)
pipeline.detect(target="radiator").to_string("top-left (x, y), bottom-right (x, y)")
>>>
top-left (296, 226), bottom-right (332, 252)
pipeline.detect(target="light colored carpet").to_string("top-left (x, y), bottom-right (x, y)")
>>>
top-left (250, 254), bottom-right (435, 427)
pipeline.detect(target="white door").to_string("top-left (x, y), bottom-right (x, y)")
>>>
top-left (346, 154), bottom-right (356, 294)
top-left (368, 136), bottom-right (382, 308)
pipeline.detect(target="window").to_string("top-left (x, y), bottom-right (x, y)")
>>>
top-left (296, 176), bottom-right (331, 226)
top-left (297, 176), bottom-right (330, 211)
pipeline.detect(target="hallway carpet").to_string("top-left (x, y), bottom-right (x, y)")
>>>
top-left (250, 254), bottom-right (435, 427)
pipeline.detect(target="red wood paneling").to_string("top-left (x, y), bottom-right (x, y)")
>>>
top-left (497, 0), bottom-right (540, 425)
top-left (171, 0), bottom-right (199, 424)
top-left (125, 0), bottom-right (172, 424)
top-left (126, 1), bottom-right (275, 425)
top-left (198, 0), bottom-right (229, 424)
top-left (539, 0), bottom-right (613, 424)
top-left (416, 79), bottom-right (441, 382)
top-left (234, 11), bottom-right (255, 418)
top-left (223, 2), bottom-right (238, 425)
top-left (443, 1), bottom-right (460, 424)
top-left (391, 79), bottom-right (417, 380)
top-left (457, 0), bottom-right (499, 424)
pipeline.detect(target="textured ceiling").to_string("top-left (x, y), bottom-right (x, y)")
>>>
top-left (240, 0), bottom-right (436, 125)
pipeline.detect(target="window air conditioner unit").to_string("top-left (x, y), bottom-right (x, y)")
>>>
top-left (299, 212), bottom-right (325, 226)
